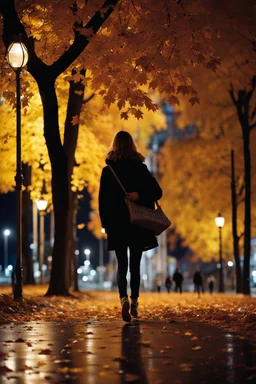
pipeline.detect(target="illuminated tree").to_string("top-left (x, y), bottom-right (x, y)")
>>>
top-left (0, 70), bottom-right (165, 290)
top-left (1, 0), bottom-right (254, 294)
top-left (163, 9), bottom-right (256, 293)
top-left (161, 138), bottom-right (241, 256)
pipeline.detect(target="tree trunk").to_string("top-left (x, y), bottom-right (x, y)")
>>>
top-left (38, 80), bottom-right (70, 296)
top-left (0, 0), bottom-right (118, 296)
top-left (22, 163), bottom-right (35, 284)
top-left (72, 194), bottom-right (79, 292)
top-left (66, 192), bottom-right (75, 288)
top-left (242, 128), bottom-right (251, 294)
top-left (229, 82), bottom-right (255, 295)
top-left (32, 201), bottom-right (38, 277)
top-left (64, 69), bottom-right (86, 291)
top-left (230, 150), bottom-right (242, 293)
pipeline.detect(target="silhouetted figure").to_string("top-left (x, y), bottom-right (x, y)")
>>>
top-left (172, 268), bottom-right (183, 293)
top-left (193, 270), bottom-right (204, 296)
top-left (156, 275), bottom-right (162, 293)
top-left (99, 131), bottom-right (162, 322)
top-left (207, 274), bottom-right (216, 294)
top-left (165, 275), bottom-right (172, 293)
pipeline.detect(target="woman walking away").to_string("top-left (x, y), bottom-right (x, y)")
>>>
top-left (99, 131), bottom-right (162, 322)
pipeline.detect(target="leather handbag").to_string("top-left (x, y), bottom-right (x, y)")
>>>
top-left (108, 165), bottom-right (171, 236)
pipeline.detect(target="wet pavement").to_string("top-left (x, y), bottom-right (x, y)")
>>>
top-left (0, 318), bottom-right (256, 384)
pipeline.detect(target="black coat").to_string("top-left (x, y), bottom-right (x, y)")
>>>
top-left (98, 158), bottom-right (163, 251)
top-left (193, 272), bottom-right (203, 285)
top-left (173, 272), bottom-right (183, 285)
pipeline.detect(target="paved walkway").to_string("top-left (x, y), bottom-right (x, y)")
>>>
top-left (0, 317), bottom-right (256, 384)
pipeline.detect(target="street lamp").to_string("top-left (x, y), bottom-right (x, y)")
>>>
top-left (84, 248), bottom-right (91, 259)
top-left (3, 229), bottom-right (11, 274)
top-left (36, 197), bottom-right (48, 284)
top-left (215, 212), bottom-right (225, 293)
top-left (7, 39), bottom-right (29, 301)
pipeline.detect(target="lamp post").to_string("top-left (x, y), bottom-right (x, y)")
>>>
top-left (36, 197), bottom-right (48, 284)
top-left (84, 248), bottom-right (91, 260)
top-left (3, 229), bottom-right (11, 274)
top-left (215, 212), bottom-right (225, 293)
top-left (7, 40), bottom-right (29, 300)
top-left (99, 228), bottom-right (105, 286)
top-left (227, 261), bottom-right (235, 291)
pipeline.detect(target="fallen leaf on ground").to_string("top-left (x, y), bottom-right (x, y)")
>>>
top-left (124, 373), bottom-right (140, 382)
top-left (179, 363), bottom-right (193, 372)
top-left (15, 338), bottom-right (25, 343)
top-left (99, 371), bottom-right (108, 377)
top-left (0, 365), bottom-right (13, 373)
top-left (39, 348), bottom-right (52, 355)
top-left (113, 356), bottom-right (127, 362)
top-left (136, 340), bottom-right (151, 347)
top-left (192, 346), bottom-right (202, 351)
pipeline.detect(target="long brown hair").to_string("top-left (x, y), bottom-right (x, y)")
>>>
top-left (107, 131), bottom-right (145, 162)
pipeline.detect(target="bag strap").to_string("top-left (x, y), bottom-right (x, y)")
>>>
top-left (108, 165), bottom-right (128, 195)
top-left (108, 165), bottom-right (160, 208)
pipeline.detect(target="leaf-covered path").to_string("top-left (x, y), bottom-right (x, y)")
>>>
top-left (0, 288), bottom-right (256, 342)
top-left (0, 316), bottom-right (256, 383)
top-left (0, 288), bottom-right (256, 383)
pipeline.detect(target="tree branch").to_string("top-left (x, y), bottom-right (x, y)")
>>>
top-left (237, 179), bottom-right (245, 197)
top-left (238, 232), bottom-right (244, 241)
top-left (228, 82), bottom-right (237, 106)
top-left (249, 122), bottom-right (256, 131)
top-left (83, 93), bottom-right (95, 104)
top-left (51, 0), bottom-right (118, 79)
top-left (236, 197), bottom-right (245, 206)
top-left (250, 105), bottom-right (256, 121)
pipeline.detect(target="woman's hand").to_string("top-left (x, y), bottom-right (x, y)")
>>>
top-left (126, 192), bottom-right (139, 201)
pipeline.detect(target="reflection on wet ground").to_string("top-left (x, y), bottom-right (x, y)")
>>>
top-left (0, 319), bottom-right (255, 383)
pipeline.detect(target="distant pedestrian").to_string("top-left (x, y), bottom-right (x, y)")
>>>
top-left (156, 275), bottom-right (162, 293)
top-left (172, 268), bottom-right (183, 293)
top-left (193, 270), bottom-right (204, 296)
top-left (165, 275), bottom-right (172, 293)
top-left (207, 274), bottom-right (216, 294)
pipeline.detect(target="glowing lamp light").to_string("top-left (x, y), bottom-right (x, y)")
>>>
top-left (215, 212), bottom-right (225, 228)
top-left (84, 249), bottom-right (91, 256)
top-left (227, 261), bottom-right (234, 267)
top-left (7, 42), bottom-right (28, 69)
top-left (36, 198), bottom-right (48, 211)
top-left (101, 228), bottom-right (105, 234)
top-left (4, 229), bottom-right (11, 236)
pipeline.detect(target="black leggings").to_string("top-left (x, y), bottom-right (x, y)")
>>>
top-left (115, 246), bottom-right (143, 300)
